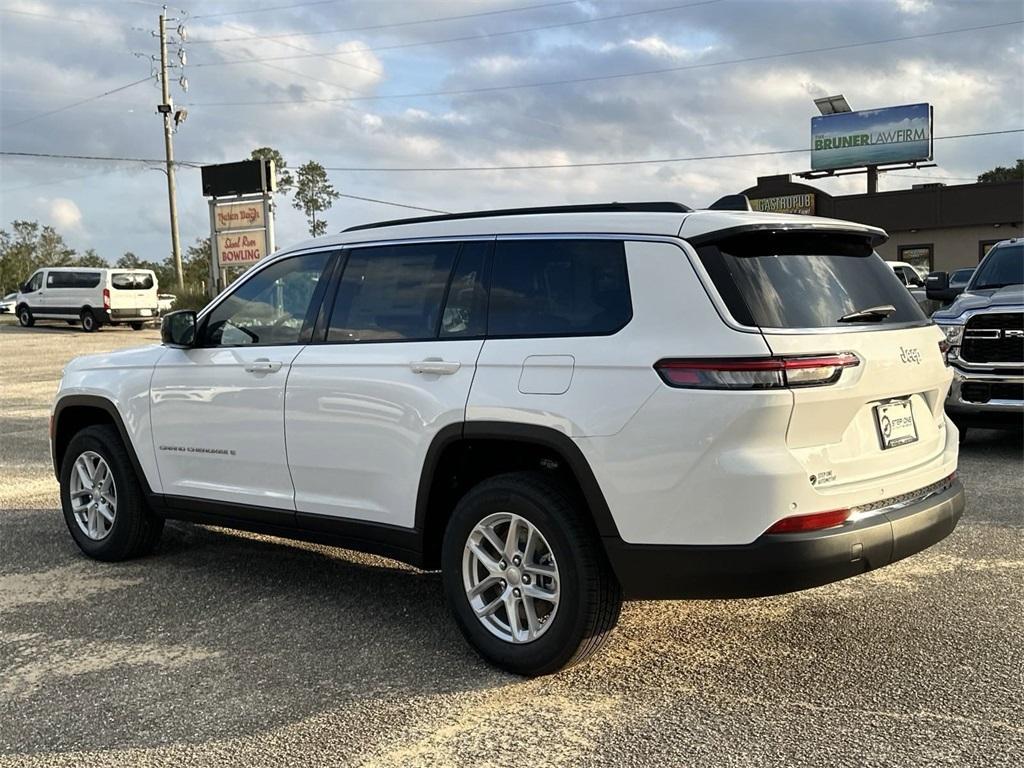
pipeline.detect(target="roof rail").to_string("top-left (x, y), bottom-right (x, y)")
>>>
top-left (342, 201), bottom-right (692, 233)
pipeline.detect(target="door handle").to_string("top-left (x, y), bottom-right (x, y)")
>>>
top-left (244, 359), bottom-right (283, 374)
top-left (410, 358), bottom-right (461, 375)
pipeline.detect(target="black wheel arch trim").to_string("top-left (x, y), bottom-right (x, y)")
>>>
top-left (414, 420), bottom-right (622, 540)
top-left (51, 395), bottom-right (153, 494)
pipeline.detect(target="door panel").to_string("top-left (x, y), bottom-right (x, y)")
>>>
top-left (285, 239), bottom-right (489, 527)
top-left (286, 339), bottom-right (483, 525)
top-left (150, 346), bottom-right (303, 508)
top-left (150, 250), bottom-right (334, 510)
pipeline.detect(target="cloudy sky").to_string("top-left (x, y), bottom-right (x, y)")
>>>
top-left (0, 0), bottom-right (1021, 262)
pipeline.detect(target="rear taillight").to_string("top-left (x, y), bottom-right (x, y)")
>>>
top-left (654, 354), bottom-right (859, 390)
top-left (102, 288), bottom-right (110, 310)
top-left (765, 508), bottom-right (850, 534)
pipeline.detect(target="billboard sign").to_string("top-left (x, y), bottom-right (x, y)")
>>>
top-left (811, 103), bottom-right (932, 171)
top-left (750, 193), bottom-right (815, 215)
top-left (214, 200), bottom-right (265, 232)
top-left (216, 230), bottom-right (268, 267)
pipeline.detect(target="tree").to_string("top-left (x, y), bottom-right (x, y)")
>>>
top-left (977, 159), bottom-right (1023, 183)
top-left (76, 248), bottom-right (108, 268)
top-left (293, 161), bottom-right (339, 237)
top-left (0, 220), bottom-right (76, 293)
top-left (251, 146), bottom-right (293, 192)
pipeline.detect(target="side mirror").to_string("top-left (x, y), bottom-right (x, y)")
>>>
top-left (19, 282), bottom-right (29, 293)
top-left (925, 271), bottom-right (949, 301)
top-left (161, 310), bottom-right (197, 348)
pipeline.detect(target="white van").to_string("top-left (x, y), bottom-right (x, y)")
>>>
top-left (15, 268), bottom-right (159, 332)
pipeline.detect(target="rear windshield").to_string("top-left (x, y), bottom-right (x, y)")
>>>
top-left (970, 243), bottom-right (1023, 290)
top-left (111, 272), bottom-right (155, 290)
top-left (696, 231), bottom-right (926, 329)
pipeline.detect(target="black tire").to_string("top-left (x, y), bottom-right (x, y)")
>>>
top-left (17, 305), bottom-right (34, 327)
top-left (80, 309), bottom-right (99, 332)
top-left (958, 425), bottom-right (969, 444)
top-left (442, 471), bottom-right (622, 676)
top-left (130, 322), bottom-right (145, 331)
top-left (60, 424), bottom-right (163, 561)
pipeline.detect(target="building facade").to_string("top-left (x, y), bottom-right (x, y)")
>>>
top-left (741, 175), bottom-right (1023, 274)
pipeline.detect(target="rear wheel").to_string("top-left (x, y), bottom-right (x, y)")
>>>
top-left (60, 424), bottom-right (163, 561)
top-left (80, 309), bottom-right (99, 332)
top-left (130, 322), bottom-right (145, 331)
top-left (442, 471), bottom-right (622, 676)
top-left (17, 306), bottom-right (34, 327)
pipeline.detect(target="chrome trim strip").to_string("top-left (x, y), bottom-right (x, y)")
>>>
top-left (934, 305), bottom-right (1024, 324)
top-left (846, 475), bottom-right (956, 523)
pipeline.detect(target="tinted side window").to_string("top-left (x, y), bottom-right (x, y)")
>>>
top-left (441, 241), bottom-right (490, 338)
top-left (327, 242), bottom-right (459, 343)
top-left (202, 251), bottom-right (330, 346)
top-left (488, 239), bottom-right (631, 337)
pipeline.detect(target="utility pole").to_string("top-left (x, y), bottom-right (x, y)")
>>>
top-left (158, 7), bottom-right (184, 289)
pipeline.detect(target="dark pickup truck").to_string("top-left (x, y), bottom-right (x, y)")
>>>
top-left (929, 239), bottom-right (1023, 438)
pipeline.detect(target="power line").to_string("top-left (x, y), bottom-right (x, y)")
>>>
top-left (317, 130), bottom-right (1024, 172)
top-left (186, 19), bottom-right (1024, 107)
top-left (336, 193), bottom-right (450, 213)
top-left (0, 8), bottom-right (108, 25)
top-left (3, 129), bottom-right (1019, 173)
top-left (191, 0), bottom-right (343, 19)
top-left (190, 0), bottom-right (584, 43)
top-left (192, 0), bottom-right (721, 68)
top-left (1, 76), bottom-right (154, 130)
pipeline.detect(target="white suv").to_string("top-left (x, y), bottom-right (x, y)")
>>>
top-left (50, 203), bottom-right (964, 675)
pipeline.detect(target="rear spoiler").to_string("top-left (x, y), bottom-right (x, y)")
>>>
top-left (684, 222), bottom-right (888, 249)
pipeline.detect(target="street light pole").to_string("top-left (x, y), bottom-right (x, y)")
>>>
top-left (158, 9), bottom-right (184, 290)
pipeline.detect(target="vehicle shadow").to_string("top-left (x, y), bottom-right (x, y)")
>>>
top-left (0, 511), bottom-right (511, 755)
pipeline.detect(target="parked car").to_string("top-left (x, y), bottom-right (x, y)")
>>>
top-left (15, 268), bottom-right (159, 332)
top-left (0, 292), bottom-right (16, 314)
top-left (887, 260), bottom-right (926, 288)
top-left (931, 238), bottom-right (1023, 438)
top-left (158, 294), bottom-right (177, 314)
top-left (925, 268), bottom-right (974, 305)
top-left (50, 203), bottom-right (964, 676)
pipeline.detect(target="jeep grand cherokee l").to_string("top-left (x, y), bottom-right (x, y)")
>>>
top-left (50, 202), bottom-right (964, 676)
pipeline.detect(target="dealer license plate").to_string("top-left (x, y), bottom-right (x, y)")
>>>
top-left (140, 309), bottom-right (152, 316)
top-left (874, 398), bottom-right (918, 449)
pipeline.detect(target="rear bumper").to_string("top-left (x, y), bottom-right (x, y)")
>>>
top-left (603, 479), bottom-right (965, 599)
top-left (105, 308), bottom-right (158, 322)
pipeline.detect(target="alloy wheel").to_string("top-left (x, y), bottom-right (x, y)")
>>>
top-left (69, 450), bottom-right (117, 540)
top-left (462, 512), bottom-right (560, 644)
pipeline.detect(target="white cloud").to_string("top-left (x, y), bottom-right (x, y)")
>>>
top-left (44, 198), bottom-right (83, 230)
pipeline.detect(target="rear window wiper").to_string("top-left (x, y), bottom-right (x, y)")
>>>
top-left (837, 304), bottom-right (896, 323)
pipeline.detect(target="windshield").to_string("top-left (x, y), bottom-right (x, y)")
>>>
top-left (696, 231), bottom-right (926, 329)
top-left (970, 244), bottom-right (1023, 290)
top-left (951, 269), bottom-right (974, 283)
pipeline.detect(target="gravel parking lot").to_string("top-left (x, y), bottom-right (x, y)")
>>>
top-left (1, 317), bottom-right (1022, 767)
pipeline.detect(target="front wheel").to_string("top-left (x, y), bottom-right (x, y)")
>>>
top-left (60, 424), bottom-right (163, 561)
top-left (18, 306), bottom-right (34, 327)
top-left (442, 472), bottom-right (622, 676)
